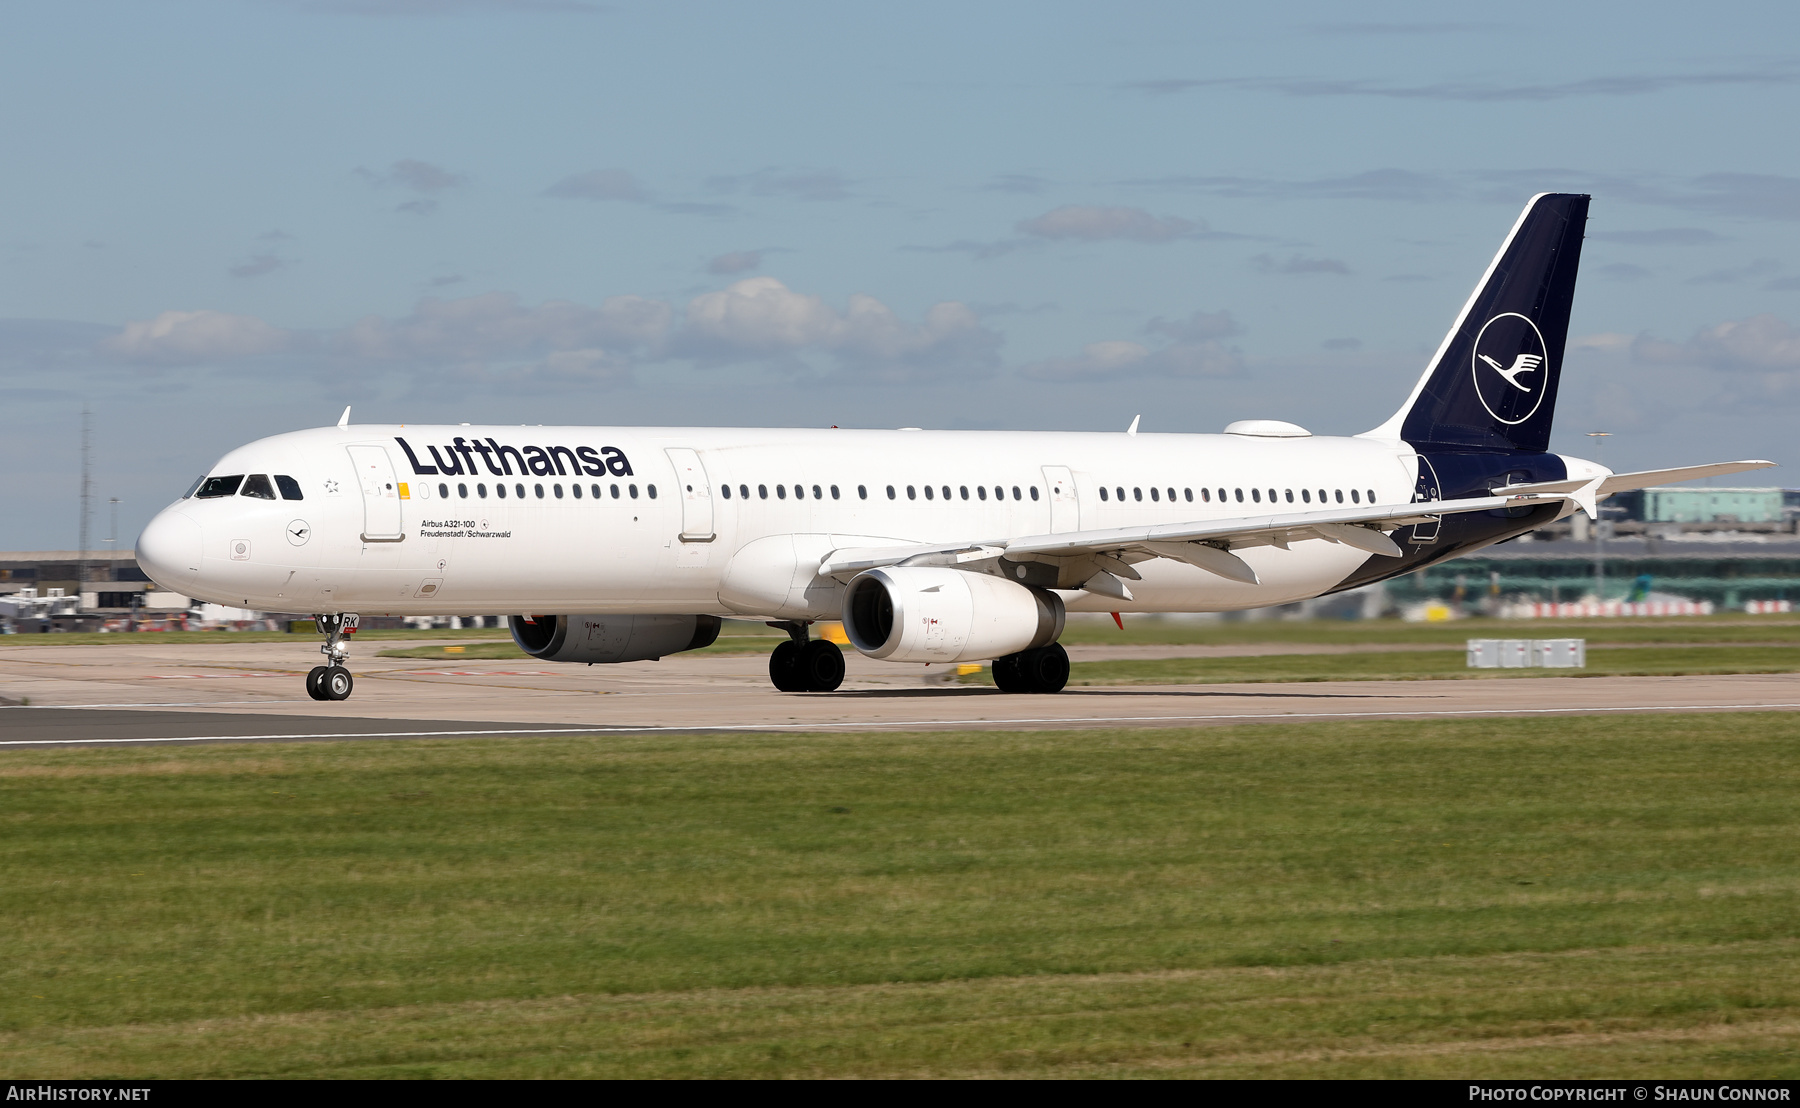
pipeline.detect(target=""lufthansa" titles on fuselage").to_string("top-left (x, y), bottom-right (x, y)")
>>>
top-left (395, 436), bottom-right (634, 479)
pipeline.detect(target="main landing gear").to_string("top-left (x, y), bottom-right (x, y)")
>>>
top-left (767, 621), bottom-right (845, 693)
top-left (991, 642), bottom-right (1070, 694)
top-left (306, 613), bottom-right (358, 701)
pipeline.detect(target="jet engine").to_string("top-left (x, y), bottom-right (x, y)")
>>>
top-left (841, 566), bottom-right (1063, 664)
top-left (509, 614), bottom-right (721, 663)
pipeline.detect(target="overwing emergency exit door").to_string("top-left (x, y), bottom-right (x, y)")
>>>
top-left (665, 447), bottom-right (715, 542)
top-left (346, 445), bottom-right (404, 542)
top-left (1042, 465), bottom-right (1078, 532)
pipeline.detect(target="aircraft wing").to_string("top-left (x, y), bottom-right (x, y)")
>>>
top-left (1489, 459), bottom-right (1775, 498)
top-left (819, 489), bottom-right (1569, 590)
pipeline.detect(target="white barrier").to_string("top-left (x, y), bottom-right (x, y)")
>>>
top-left (1745, 600), bottom-right (1793, 614)
top-left (1467, 638), bottom-right (1586, 669)
top-left (1507, 600), bottom-right (1713, 618)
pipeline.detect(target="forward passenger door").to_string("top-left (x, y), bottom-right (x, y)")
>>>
top-left (1042, 466), bottom-right (1078, 532)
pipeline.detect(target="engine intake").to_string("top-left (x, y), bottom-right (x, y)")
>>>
top-left (510, 614), bottom-right (721, 663)
top-left (842, 567), bottom-right (1063, 663)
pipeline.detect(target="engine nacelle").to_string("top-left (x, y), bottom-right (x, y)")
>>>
top-left (842, 567), bottom-right (1064, 663)
top-left (510, 614), bottom-right (721, 663)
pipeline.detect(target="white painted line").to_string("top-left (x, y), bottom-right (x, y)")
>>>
top-left (6, 701), bottom-right (1800, 746)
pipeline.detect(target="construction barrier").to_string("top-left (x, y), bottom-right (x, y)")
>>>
top-left (1745, 600), bottom-right (1793, 614)
top-left (1509, 600), bottom-right (1713, 618)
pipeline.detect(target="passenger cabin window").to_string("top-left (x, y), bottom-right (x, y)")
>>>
top-left (1301, 489), bottom-right (1311, 503)
top-left (1030, 486), bottom-right (1038, 500)
top-left (739, 484), bottom-right (749, 499)
top-left (275, 475), bottom-right (304, 500)
top-left (629, 484), bottom-right (639, 499)
top-left (777, 484), bottom-right (787, 499)
top-left (907, 485), bottom-right (917, 500)
top-left (1150, 487), bottom-right (1159, 502)
top-left (1201, 488), bottom-right (1211, 502)
top-left (1184, 488), bottom-right (1193, 502)
top-left (857, 485), bottom-right (867, 499)
top-left (516, 483), bottom-right (526, 498)
top-left (497, 484), bottom-right (507, 498)
top-left (612, 484), bottom-right (622, 498)
top-left (1012, 486), bottom-right (1022, 500)
top-left (647, 484), bottom-right (657, 499)
top-left (196, 475), bottom-right (243, 499)
top-left (1350, 490), bottom-right (1360, 504)
top-left (1099, 487), bottom-right (1108, 501)
top-left (553, 484), bottom-right (563, 499)
top-left (1115, 486), bottom-right (1124, 501)
top-left (758, 484), bottom-right (768, 499)
top-left (591, 484), bottom-right (601, 498)
top-left (240, 474), bottom-right (277, 500)
top-left (1235, 488), bottom-right (1244, 502)
top-left (1334, 490), bottom-right (1343, 503)
top-left (814, 485), bottom-right (824, 499)
top-left (720, 484), bottom-right (731, 499)
top-left (478, 483), bottom-right (488, 498)
top-left (959, 486), bottom-right (969, 500)
top-left (830, 485), bottom-right (840, 499)
top-left (571, 484), bottom-right (581, 499)
top-left (924, 485), bottom-right (933, 500)
top-left (1134, 487), bottom-right (1143, 502)
top-left (459, 483), bottom-right (470, 498)
top-left (978, 486), bottom-right (988, 501)
top-left (1285, 490), bottom-right (1293, 503)
top-left (887, 485), bottom-right (896, 499)
top-left (535, 483), bottom-right (545, 498)
top-left (793, 484), bottom-right (803, 499)
top-left (1251, 488), bottom-right (1261, 503)
top-left (1367, 489), bottom-right (1376, 503)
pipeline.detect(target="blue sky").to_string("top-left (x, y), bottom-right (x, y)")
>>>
top-left (6, 0), bottom-right (1800, 548)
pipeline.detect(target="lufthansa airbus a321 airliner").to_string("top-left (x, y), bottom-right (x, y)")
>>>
top-left (136, 194), bottom-right (1773, 701)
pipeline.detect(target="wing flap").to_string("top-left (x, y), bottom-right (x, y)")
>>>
top-left (1491, 459), bottom-right (1776, 499)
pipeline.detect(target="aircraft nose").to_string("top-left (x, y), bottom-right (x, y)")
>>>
top-left (136, 509), bottom-right (203, 591)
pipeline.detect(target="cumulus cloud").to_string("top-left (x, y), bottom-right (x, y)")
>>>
top-left (106, 310), bottom-right (292, 363)
top-left (707, 250), bottom-right (763, 275)
top-left (674, 276), bottom-right (1000, 380)
top-left (1633, 314), bottom-right (1800, 373)
top-left (544, 169), bottom-right (646, 202)
top-left (1017, 205), bottom-right (1198, 243)
top-left (1019, 306), bottom-right (1246, 382)
top-left (1249, 253), bottom-right (1351, 276)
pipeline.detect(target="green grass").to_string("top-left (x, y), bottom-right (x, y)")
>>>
top-left (960, 645), bottom-right (1800, 686)
top-left (2, 715), bottom-right (1798, 1077)
top-left (1060, 613), bottom-right (1800, 647)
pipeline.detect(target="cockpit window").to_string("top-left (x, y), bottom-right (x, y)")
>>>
top-left (196, 475), bottom-right (244, 498)
top-left (240, 474), bottom-right (277, 500)
top-left (182, 476), bottom-right (204, 499)
top-left (275, 475), bottom-right (303, 500)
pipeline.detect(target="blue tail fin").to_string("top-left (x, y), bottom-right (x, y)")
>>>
top-left (1365, 193), bottom-right (1589, 453)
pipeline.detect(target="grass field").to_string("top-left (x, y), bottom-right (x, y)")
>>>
top-left (958, 645), bottom-right (1800, 686)
top-left (2, 715), bottom-right (1797, 1077)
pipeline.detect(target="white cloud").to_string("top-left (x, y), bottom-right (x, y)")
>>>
top-left (1017, 205), bottom-right (1197, 243)
top-left (106, 310), bottom-right (291, 362)
top-left (676, 276), bottom-right (1000, 380)
top-left (1633, 314), bottom-right (1800, 372)
top-left (358, 159), bottom-right (467, 193)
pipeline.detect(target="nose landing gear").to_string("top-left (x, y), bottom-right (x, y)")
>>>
top-left (306, 613), bottom-right (359, 701)
top-left (767, 620), bottom-right (845, 692)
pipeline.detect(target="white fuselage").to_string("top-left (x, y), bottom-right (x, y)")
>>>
top-left (138, 423), bottom-right (1444, 619)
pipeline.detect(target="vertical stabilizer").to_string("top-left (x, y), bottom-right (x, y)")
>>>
top-left (1364, 193), bottom-right (1588, 453)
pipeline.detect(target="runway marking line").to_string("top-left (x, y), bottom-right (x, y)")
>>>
top-left (7, 701), bottom-right (1800, 746)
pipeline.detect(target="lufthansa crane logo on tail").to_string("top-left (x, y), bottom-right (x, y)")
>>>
top-left (1471, 312), bottom-right (1549, 426)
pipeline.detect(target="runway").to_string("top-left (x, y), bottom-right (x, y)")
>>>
top-left (4, 637), bottom-right (1800, 747)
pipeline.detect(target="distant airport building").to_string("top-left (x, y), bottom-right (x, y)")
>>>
top-left (1612, 486), bottom-right (1785, 524)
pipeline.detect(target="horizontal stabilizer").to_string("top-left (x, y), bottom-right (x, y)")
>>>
top-left (1493, 460), bottom-right (1776, 499)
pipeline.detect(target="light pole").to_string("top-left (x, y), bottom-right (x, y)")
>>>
top-left (1586, 431), bottom-right (1611, 604)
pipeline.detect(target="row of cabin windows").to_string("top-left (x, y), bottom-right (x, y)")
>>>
top-left (1097, 486), bottom-right (1379, 506)
top-left (717, 483), bottom-right (1039, 502)
top-left (436, 481), bottom-right (656, 501)
top-left (191, 474), bottom-right (304, 500)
